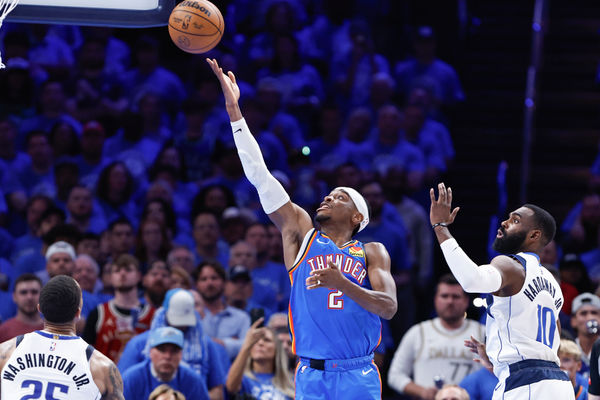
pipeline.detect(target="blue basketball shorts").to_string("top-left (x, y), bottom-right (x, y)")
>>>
top-left (295, 355), bottom-right (381, 400)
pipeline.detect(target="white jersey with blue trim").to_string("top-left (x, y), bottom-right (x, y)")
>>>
top-left (1, 330), bottom-right (101, 399)
top-left (485, 252), bottom-right (563, 382)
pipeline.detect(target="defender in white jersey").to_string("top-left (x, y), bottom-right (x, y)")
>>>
top-left (430, 183), bottom-right (574, 400)
top-left (0, 275), bottom-right (124, 399)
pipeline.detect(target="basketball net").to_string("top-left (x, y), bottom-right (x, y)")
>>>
top-left (0, 0), bottom-right (19, 69)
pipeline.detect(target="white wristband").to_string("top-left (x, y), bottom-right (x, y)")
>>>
top-left (440, 238), bottom-right (502, 293)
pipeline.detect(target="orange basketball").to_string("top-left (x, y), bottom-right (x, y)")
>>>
top-left (168, 0), bottom-right (224, 54)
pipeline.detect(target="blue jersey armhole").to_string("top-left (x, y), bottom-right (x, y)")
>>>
top-left (509, 254), bottom-right (527, 270)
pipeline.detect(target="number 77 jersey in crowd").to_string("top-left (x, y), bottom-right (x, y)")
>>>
top-left (485, 252), bottom-right (564, 381)
top-left (288, 229), bottom-right (381, 360)
top-left (1, 331), bottom-right (101, 399)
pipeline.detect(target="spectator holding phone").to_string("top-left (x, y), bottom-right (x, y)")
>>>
top-left (226, 318), bottom-right (295, 400)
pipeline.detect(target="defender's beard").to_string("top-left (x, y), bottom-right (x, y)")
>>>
top-left (492, 229), bottom-right (528, 254)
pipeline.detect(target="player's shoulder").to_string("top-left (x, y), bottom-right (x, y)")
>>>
top-left (363, 241), bottom-right (386, 252)
top-left (89, 348), bottom-right (117, 375)
top-left (491, 254), bottom-right (525, 270)
top-left (363, 241), bottom-right (390, 262)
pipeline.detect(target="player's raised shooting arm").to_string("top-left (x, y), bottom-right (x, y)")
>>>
top-left (90, 351), bottom-right (124, 400)
top-left (206, 58), bottom-right (313, 238)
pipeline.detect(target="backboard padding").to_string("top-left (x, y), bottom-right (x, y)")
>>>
top-left (6, 0), bottom-right (176, 27)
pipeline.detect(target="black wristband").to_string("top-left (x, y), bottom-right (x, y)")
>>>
top-left (432, 222), bottom-right (448, 229)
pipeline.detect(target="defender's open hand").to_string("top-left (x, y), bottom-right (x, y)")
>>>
top-left (430, 182), bottom-right (460, 227)
top-left (464, 335), bottom-right (493, 369)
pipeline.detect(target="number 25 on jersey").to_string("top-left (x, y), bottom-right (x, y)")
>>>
top-left (20, 380), bottom-right (69, 400)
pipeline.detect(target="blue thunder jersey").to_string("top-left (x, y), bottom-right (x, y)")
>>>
top-left (288, 229), bottom-right (381, 359)
top-left (485, 252), bottom-right (563, 383)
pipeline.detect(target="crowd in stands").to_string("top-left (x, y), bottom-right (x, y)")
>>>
top-left (1, 1), bottom-right (599, 399)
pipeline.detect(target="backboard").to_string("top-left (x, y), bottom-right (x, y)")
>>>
top-left (5, 0), bottom-right (176, 27)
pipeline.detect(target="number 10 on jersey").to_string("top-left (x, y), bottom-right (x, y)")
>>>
top-left (536, 304), bottom-right (556, 348)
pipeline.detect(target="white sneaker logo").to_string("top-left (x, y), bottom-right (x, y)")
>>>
top-left (361, 368), bottom-right (373, 376)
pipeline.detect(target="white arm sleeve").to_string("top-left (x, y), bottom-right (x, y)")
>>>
top-left (440, 238), bottom-right (503, 293)
top-left (231, 118), bottom-right (290, 214)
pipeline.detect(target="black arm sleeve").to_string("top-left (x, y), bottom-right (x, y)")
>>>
top-left (81, 307), bottom-right (99, 345)
top-left (589, 338), bottom-right (600, 395)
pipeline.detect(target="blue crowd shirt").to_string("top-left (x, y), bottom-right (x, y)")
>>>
top-left (239, 373), bottom-right (292, 400)
top-left (202, 305), bottom-right (250, 359)
top-left (122, 359), bottom-right (209, 400)
top-left (459, 368), bottom-right (498, 400)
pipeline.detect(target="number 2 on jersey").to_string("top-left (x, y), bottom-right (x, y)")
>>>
top-left (328, 290), bottom-right (344, 309)
top-left (21, 380), bottom-right (69, 400)
top-left (536, 304), bottom-right (556, 348)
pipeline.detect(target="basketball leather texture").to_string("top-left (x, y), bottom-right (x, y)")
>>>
top-left (168, 0), bottom-right (224, 54)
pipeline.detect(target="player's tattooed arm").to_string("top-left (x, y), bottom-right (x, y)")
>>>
top-left (0, 339), bottom-right (15, 369)
top-left (101, 363), bottom-right (124, 400)
top-left (0, 339), bottom-right (16, 394)
top-left (90, 350), bottom-right (124, 400)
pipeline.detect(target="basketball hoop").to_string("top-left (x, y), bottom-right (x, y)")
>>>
top-left (0, 0), bottom-right (19, 69)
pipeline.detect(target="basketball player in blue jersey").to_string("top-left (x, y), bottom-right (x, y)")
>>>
top-left (430, 182), bottom-right (574, 400)
top-left (207, 58), bottom-right (397, 400)
top-left (0, 275), bottom-right (124, 399)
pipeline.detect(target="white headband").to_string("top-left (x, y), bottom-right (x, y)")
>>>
top-left (45, 241), bottom-right (76, 261)
top-left (335, 187), bottom-right (370, 233)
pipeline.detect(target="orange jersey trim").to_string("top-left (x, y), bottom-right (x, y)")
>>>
top-left (373, 360), bottom-right (382, 396)
top-left (340, 240), bottom-right (358, 249)
top-left (320, 233), bottom-right (358, 250)
top-left (289, 302), bottom-right (297, 354)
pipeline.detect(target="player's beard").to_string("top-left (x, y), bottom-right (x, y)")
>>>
top-left (492, 228), bottom-right (528, 254)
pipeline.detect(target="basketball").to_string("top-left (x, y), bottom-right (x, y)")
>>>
top-left (168, 0), bottom-right (224, 54)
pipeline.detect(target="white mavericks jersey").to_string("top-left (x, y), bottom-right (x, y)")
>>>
top-left (412, 318), bottom-right (485, 386)
top-left (1, 331), bottom-right (101, 400)
top-left (485, 252), bottom-right (563, 382)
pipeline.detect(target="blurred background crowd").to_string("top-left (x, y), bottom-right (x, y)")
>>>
top-left (1, 0), bottom-right (600, 399)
